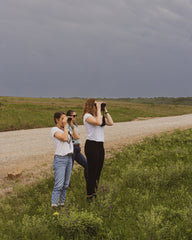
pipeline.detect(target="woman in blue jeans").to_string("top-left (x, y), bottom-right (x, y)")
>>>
top-left (67, 110), bottom-right (88, 187)
top-left (51, 111), bottom-right (79, 209)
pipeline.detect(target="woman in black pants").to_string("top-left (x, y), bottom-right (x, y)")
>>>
top-left (82, 98), bottom-right (114, 201)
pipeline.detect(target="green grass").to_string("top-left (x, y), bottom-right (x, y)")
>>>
top-left (116, 97), bottom-right (192, 105)
top-left (1, 96), bottom-right (192, 131)
top-left (117, 97), bottom-right (192, 105)
top-left (1, 129), bottom-right (192, 239)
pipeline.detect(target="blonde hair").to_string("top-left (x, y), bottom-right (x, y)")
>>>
top-left (82, 98), bottom-right (96, 118)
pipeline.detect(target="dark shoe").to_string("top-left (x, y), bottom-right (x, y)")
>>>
top-left (92, 193), bottom-right (97, 198)
top-left (86, 194), bottom-right (93, 203)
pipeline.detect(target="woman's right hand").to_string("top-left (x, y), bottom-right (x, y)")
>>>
top-left (63, 116), bottom-right (68, 127)
top-left (96, 102), bottom-right (101, 110)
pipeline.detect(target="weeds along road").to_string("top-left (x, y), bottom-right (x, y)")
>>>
top-left (1, 114), bottom-right (192, 179)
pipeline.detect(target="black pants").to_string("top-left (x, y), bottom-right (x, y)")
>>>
top-left (84, 140), bottom-right (105, 195)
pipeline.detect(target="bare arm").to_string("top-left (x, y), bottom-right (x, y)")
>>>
top-left (54, 115), bottom-right (69, 142)
top-left (54, 128), bottom-right (69, 142)
top-left (104, 107), bottom-right (114, 126)
top-left (70, 125), bottom-right (80, 140)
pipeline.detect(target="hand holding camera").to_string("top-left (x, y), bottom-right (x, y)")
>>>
top-left (94, 102), bottom-right (106, 112)
top-left (67, 116), bottom-right (72, 122)
top-left (101, 103), bottom-right (106, 112)
top-left (67, 116), bottom-right (75, 129)
top-left (62, 115), bottom-right (68, 128)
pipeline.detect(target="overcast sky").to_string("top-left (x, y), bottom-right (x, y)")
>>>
top-left (0, 0), bottom-right (192, 98)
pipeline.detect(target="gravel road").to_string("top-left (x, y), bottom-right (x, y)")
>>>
top-left (1, 114), bottom-right (192, 180)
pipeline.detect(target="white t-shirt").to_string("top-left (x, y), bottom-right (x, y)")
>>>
top-left (83, 113), bottom-right (104, 142)
top-left (51, 127), bottom-right (73, 156)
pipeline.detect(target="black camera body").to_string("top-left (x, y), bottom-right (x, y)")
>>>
top-left (94, 102), bottom-right (106, 111)
top-left (101, 103), bottom-right (106, 111)
top-left (67, 117), bottom-right (72, 122)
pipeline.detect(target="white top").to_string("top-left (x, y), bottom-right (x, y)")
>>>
top-left (83, 113), bottom-right (104, 142)
top-left (51, 127), bottom-right (73, 156)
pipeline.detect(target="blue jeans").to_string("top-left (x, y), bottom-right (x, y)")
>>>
top-left (72, 145), bottom-right (88, 185)
top-left (51, 154), bottom-right (72, 207)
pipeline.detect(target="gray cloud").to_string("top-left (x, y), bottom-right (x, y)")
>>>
top-left (0, 0), bottom-right (192, 98)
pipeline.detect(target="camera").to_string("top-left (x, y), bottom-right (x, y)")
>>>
top-left (67, 117), bottom-right (72, 122)
top-left (94, 102), bottom-right (106, 111)
top-left (101, 103), bottom-right (106, 111)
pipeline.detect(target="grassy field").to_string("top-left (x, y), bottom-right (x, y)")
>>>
top-left (116, 97), bottom-right (192, 105)
top-left (1, 129), bottom-right (192, 239)
top-left (1, 96), bottom-right (192, 131)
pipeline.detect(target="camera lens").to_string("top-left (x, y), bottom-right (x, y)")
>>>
top-left (68, 117), bottom-right (72, 121)
top-left (101, 103), bottom-right (106, 111)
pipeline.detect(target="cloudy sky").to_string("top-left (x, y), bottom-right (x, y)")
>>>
top-left (0, 0), bottom-right (192, 98)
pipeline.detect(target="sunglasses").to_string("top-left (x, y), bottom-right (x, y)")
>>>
top-left (71, 114), bottom-right (77, 117)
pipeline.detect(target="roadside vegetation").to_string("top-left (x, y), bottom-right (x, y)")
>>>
top-left (1, 128), bottom-right (192, 239)
top-left (1, 96), bottom-right (192, 131)
top-left (115, 97), bottom-right (192, 105)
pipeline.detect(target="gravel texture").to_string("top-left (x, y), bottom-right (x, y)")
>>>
top-left (1, 114), bottom-right (192, 181)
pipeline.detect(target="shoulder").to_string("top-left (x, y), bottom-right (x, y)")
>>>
top-left (83, 113), bottom-right (93, 121)
top-left (51, 127), bottom-right (58, 132)
top-left (51, 127), bottom-right (61, 137)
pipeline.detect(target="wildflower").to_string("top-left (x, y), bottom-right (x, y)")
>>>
top-left (53, 211), bottom-right (59, 216)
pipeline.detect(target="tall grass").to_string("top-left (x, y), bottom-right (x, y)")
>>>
top-left (1, 96), bottom-right (192, 131)
top-left (1, 129), bottom-right (192, 239)
top-left (117, 97), bottom-right (192, 105)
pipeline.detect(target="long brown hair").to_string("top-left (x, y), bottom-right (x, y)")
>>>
top-left (82, 98), bottom-right (96, 117)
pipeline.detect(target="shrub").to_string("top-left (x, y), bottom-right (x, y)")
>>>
top-left (55, 208), bottom-right (104, 239)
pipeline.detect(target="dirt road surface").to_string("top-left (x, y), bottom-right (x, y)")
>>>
top-left (1, 114), bottom-right (192, 195)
